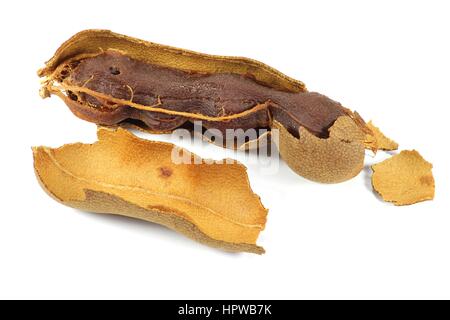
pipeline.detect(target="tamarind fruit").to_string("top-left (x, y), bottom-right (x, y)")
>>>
top-left (39, 29), bottom-right (373, 183)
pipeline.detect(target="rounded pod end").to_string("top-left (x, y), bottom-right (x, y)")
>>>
top-left (273, 116), bottom-right (366, 183)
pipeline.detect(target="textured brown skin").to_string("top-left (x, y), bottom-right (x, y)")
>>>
top-left (39, 30), bottom-right (370, 183)
top-left (33, 127), bottom-right (267, 254)
top-left (273, 117), bottom-right (366, 183)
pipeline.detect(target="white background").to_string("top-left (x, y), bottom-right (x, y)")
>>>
top-left (1, 0), bottom-right (449, 299)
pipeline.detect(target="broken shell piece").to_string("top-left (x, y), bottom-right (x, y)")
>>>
top-left (273, 116), bottom-right (366, 183)
top-left (33, 127), bottom-right (267, 254)
top-left (367, 121), bottom-right (399, 151)
top-left (364, 132), bottom-right (378, 153)
top-left (372, 150), bottom-right (434, 205)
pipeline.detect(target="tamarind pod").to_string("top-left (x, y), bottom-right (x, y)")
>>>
top-left (39, 30), bottom-right (373, 183)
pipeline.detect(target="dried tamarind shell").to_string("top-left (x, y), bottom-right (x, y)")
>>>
top-left (38, 29), bottom-right (305, 93)
top-left (366, 121), bottom-right (398, 151)
top-left (273, 116), bottom-right (366, 183)
top-left (371, 150), bottom-right (434, 205)
top-left (32, 127), bottom-right (267, 254)
top-left (39, 30), bottom-right (374, 183)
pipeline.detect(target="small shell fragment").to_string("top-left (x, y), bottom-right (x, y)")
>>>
top-left (372, 150), bottom-right (434, 205)
top-left (367, 121), bottom-right (399, 151)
